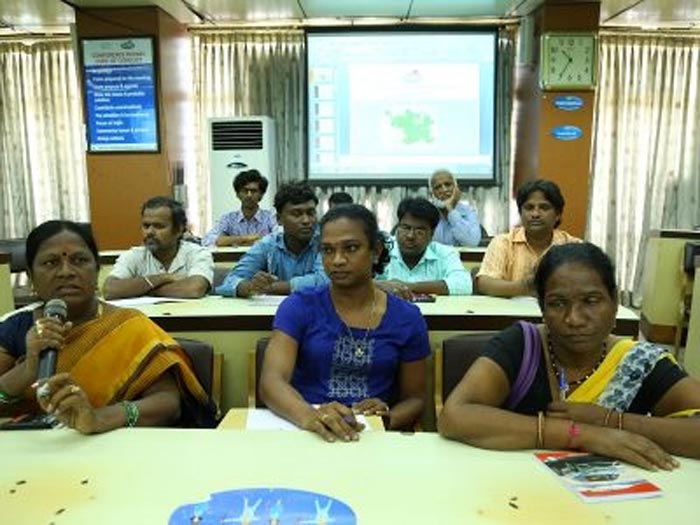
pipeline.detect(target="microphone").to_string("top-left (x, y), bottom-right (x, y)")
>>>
top-left (37, 298), bottom-right (68, 380)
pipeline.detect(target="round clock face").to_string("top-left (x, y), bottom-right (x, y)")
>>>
top-left (540, 33), bottom-right (597, 90)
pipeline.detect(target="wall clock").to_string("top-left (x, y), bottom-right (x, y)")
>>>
top-left (540, 33), bottom-right (598, 90)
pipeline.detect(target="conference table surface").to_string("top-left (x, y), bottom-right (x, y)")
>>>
top-left (98, 245), bottom-right (487, 264)
top-left (1, 428), bottom-right (696, 525)
top-left (131, 294), bottom-right (640, 335)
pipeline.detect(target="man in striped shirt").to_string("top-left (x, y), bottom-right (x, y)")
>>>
top-left (202, 169), bottom-right (276, 247)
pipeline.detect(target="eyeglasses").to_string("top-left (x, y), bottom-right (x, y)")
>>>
top-left (397, 223), bottom-right (430, 239)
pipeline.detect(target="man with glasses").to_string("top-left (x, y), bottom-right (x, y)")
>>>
top-left (376, 197), bottom-right (472, 298)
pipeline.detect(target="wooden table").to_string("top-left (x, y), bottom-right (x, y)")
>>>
top-left (1, 428), bottom-right (697, 525)
top-left (99, 246), bottom-right (486, 265)
top-left (133, 295), bottom-right (639, 335)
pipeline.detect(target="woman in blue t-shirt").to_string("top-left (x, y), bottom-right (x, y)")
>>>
top-left (260, 204), bottom-right (430, 442)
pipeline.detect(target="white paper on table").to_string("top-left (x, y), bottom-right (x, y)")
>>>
top-left (509, 295), bottom-right (539, 304)
top-left (246, 408), bottom-right (370, 431)
top-left (248, 295), bottom-right (286, 307)
top-left (105, 296), bottom-right (197, 307)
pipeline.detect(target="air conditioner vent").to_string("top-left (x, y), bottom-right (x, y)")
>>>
top-left (211, 121), bottom-right (263, 150)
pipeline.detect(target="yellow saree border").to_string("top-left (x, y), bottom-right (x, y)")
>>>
top-left (58, 308), bottom-right (207, 408)
top-left (567, 339), bottom-right (636, 403)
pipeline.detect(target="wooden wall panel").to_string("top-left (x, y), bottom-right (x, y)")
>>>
top-left (76, 7), bottom-right (187, 249)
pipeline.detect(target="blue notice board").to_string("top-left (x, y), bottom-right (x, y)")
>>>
top-left (82, 38), bottom-right (159, 152)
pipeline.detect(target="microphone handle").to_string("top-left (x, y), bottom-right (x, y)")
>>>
top-left (37, 349), bottom-right (57, 380)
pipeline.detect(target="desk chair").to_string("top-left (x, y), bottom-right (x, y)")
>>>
top-left (675, 243), bottom-right (700, 356)
top-left (0, 238), bottom-right (36, 308)
top-left (212, 266), bottom-right (231, 289)
top-left (434, 333), bottom-right (495, 415)
top-left (0, 238), bottom-right (27, 272)
top-left (175, 337), bottom-right (223, 418)
top-left (248, 336), bottom-right (270, 408)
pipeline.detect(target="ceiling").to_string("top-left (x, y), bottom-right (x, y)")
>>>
top-left (0, 0), bottom-right (698, 34)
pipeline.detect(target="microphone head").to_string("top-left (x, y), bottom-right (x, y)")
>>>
top-left (44, 298), bottom-right (68, 321)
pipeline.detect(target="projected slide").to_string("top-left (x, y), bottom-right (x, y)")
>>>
top-left (307, 31), bottom-right (496, 183)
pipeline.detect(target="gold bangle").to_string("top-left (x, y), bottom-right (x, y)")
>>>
top-left (143, 276), bottom-right (155, 290)
top-left (618, 411), bottom-right (624, 431)
top-left (536, 411), bottom-right (544, 449)
top-left (603, 408), bottom-right (614, 427)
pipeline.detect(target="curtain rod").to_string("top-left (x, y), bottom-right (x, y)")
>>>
top-left (188, 19), bottom-right (519, 33)
top-left (0, 33), bottom-right (70, 43)
top-left (600, 28), bottom-right (700, 38)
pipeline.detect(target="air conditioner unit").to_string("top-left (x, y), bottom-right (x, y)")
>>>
top-left (208, 116), bottom-right (277, 225)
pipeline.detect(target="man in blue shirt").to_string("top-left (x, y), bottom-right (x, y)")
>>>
top-left (377, 197), bottom-right (472, 297)
top-left (215, 182), bottom-right (328, 297)
top-left (430, 169), bottom-right (482, 247)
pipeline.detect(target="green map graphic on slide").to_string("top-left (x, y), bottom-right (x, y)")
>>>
top-left (388, 110), bottom-right (434, 144)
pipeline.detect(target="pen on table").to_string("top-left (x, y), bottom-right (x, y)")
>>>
top-left (557, 366), bottom-right (568, 401)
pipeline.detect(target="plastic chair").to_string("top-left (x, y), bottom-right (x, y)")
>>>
top-left (434, 332), bottom-right (496, 415)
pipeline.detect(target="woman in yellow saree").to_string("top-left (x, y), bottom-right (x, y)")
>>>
top-left (439, 242), bottom-right (700, 469)
top-left (0, 220), bottom-right (212, 433)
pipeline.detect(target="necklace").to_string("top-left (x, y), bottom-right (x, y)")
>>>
top-left (339, 289), bottom-right (378, 358)
top-left (548, 336), bottom-right (607, 391)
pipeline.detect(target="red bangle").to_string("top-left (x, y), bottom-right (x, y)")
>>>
top-left (566, 421), bottom-right (581, 449)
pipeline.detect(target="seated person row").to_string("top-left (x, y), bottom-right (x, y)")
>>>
top-left (429, 169), bottom-right (481, 247)
top-left (0, 221), bottom-right (213, 433)
top-left (261, 204), bottom-right (429, 442)
top-left (377, 197), bottom-right (472, 298)
top-left (202, 169), bottom-right (276, 247)
top-left (103, 197), bottom-right (214, 300)
top-left (440, 242), bottom-right (700, 468)
top-left (215, 181), bottom-right (328, 298)
top-left (476, 179), bottom-right (580, 298)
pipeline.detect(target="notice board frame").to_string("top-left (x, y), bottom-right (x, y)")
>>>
top-left (80, 36), bottom-right (161, 154)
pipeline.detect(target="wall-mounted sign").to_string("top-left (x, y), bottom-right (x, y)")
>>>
top-left (551, 125), bottom-right (583, 141)
top-left (553, 95), bottom-right (584, 112)
top-left (81, 37), bottom-right (159, 153)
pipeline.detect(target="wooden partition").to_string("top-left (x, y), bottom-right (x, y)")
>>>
top-left (75, 7), bottom-right (190, 249)
top-left (513, 1), bottom-right (600, 238)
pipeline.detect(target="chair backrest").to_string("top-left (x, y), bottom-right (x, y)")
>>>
top-left (175, 337), bottom-right (214, 397)
top-left (249, 336), bottom-right (270, 408)
top-left (0, 238), bottom-right (27, 273)
top-left (212, 266), bottom-right (231, 289)
top-left (434, 332), bottom-right (496, 414)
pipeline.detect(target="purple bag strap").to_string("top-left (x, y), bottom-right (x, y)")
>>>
top-left (504, 321), bottom-right (542, 410)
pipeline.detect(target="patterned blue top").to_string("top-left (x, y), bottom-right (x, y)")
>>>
top-left (214, 231), bottom-right (328, 297)
top-left (202, 208), bottom-right (277, 247)
top-left (433, 201), bottom-right (481, 247)
top-left (273, 286), bottom-right (430, 405)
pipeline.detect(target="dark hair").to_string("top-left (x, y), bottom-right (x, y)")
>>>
top-left (397, 197), bottom-right (440, 231)
top-left (320, 204), bottom-right (391, 276)
top-left (534, 242), bottom-right (617, 307)
top-left (328, 191), bottom-right (354, 207)
top-left (274, 181), bottom-right (318, 214)
top-left (516, 179), bottom-right (565, 228)
top-left (328, 191), bottom-right (354, 206)
top-left (26, 220), bottom-right (100, 275)
top-left (141, 196), bottom-right (187, 231)
top-left (233, 169), bottom-right (268, 194)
